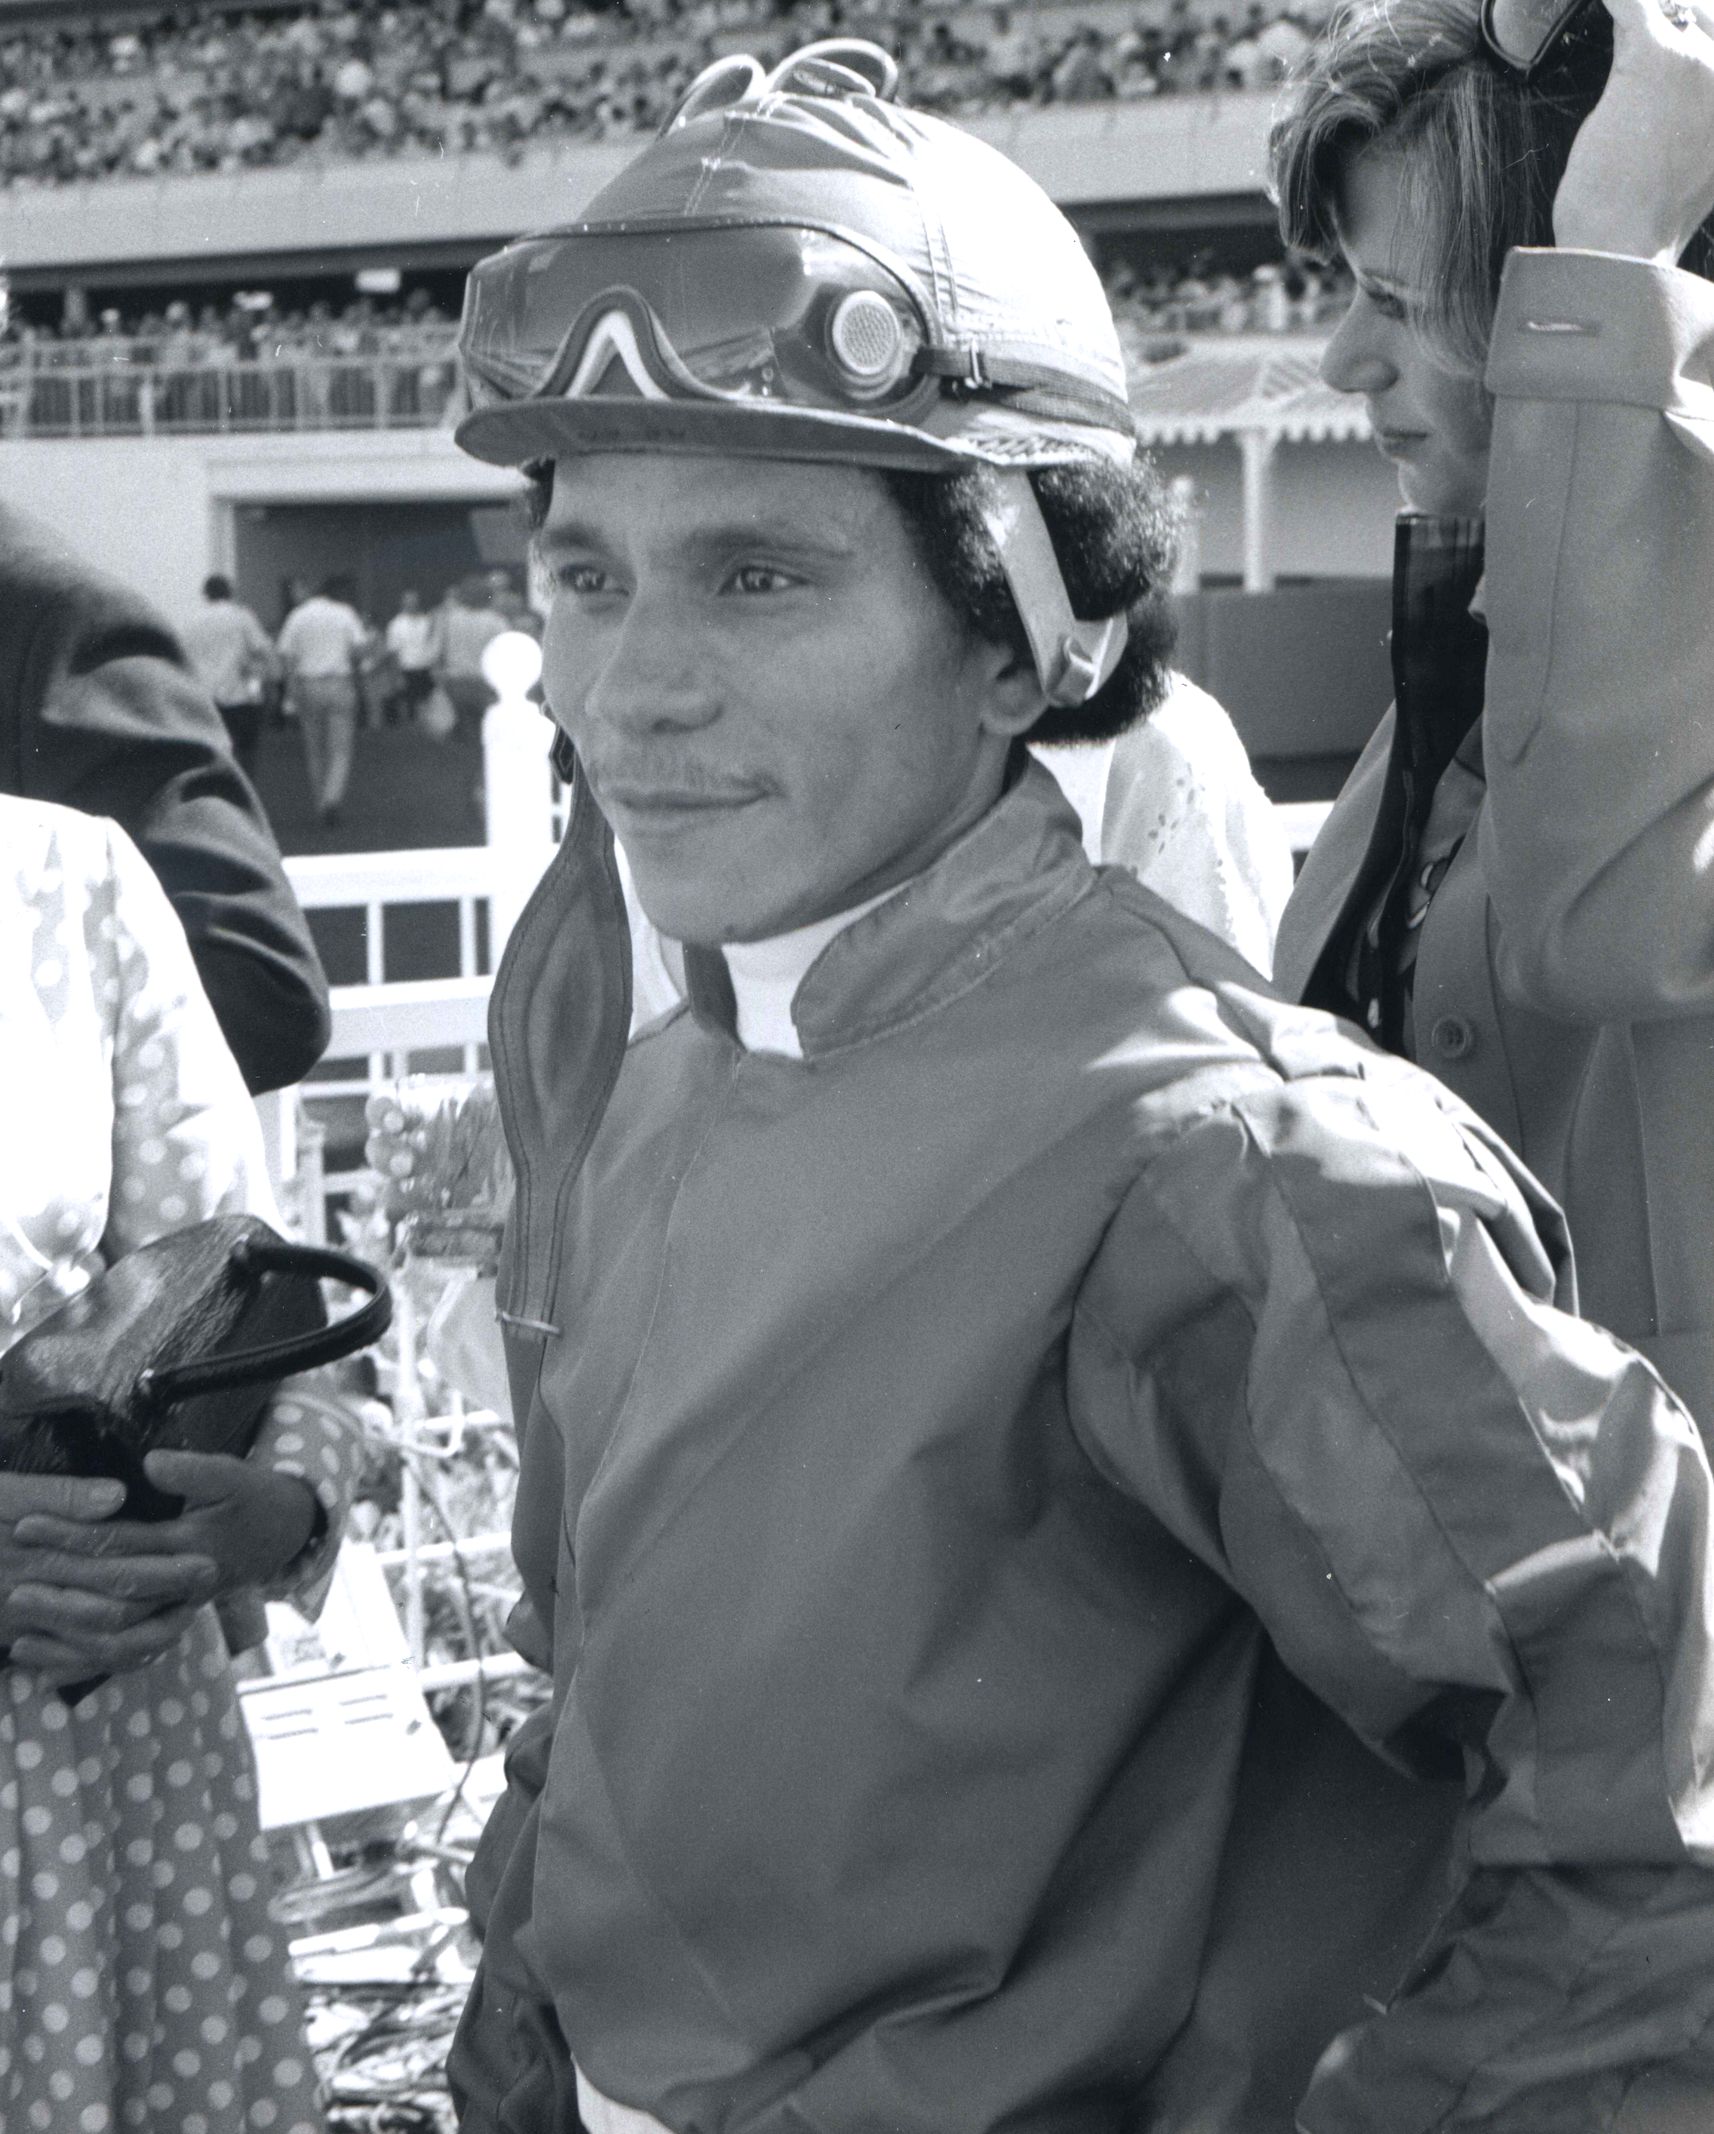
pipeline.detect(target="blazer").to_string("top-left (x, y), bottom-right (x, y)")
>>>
top-left (0, 502), bottom-right (329, 1092)
top-left (1276, 248), bottom-right (1714, 1439)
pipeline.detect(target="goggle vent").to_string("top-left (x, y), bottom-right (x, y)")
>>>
top-left (828, 291), bottom-right (912, 395)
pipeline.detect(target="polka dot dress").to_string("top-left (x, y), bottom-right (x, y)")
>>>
top-left (0, 800), bottom-right (367, 2131)
top-left (0, 1615), bottom-right (322, 2134)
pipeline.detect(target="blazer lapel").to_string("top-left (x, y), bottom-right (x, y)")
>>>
top-left (1272, 713), bottom-right (1394, 1007)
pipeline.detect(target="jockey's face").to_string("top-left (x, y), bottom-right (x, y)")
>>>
top-left (538, 451), bottom-right (1035, 944)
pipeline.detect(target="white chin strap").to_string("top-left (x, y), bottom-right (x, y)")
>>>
top-left (977, 470), bottom-right (1128, 710)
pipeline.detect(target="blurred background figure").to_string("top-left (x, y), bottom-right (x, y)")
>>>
top-left (437, 573), bottom-right (508, 739)
top-left (276, 570), bottom-right (370, 826)
top-left (383, 584), bottom-right (443, 729)
top-left (181, 570), bottom-right (277, 779)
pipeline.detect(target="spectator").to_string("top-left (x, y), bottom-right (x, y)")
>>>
top-left (0, 0), bottom-right (1343, 186)
top-left (383, 583), bottom-right (443, 726)
top-left (276, 570), bottom-right (369, 826)
top-left (0, 504), bottom-right (329, 1093)
top-left (180, 570), bottom-right (276, 777)
top-left (437, 573), bottom-right (509, 737)
top-left (1271, 0), bottom-right (1714, 1445)
top-left (1051, 24), bottom-right (1115, 102)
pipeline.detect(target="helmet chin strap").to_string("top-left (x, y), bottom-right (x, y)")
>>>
top-left (977, 470), bottom-right (1128, 711)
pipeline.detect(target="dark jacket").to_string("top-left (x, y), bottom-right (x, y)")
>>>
top-left (0, 503), bottom-right (329, 1092)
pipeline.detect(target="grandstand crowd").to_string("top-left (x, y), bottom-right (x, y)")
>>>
top-left (0, 0), bottom-right (1330, 186)
top-left (0, 255), bottom-right (1349, 374)
top-left (4, 286), bottom-right (457, 365)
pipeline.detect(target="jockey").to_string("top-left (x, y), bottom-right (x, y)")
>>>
top-left (448, 41), bottom-right (1714, 2134)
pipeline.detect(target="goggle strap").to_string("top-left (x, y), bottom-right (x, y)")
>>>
top-left (979, 470), bottom-right (1128, 711)
top-left (915, 346), bottom-right (1136, 431)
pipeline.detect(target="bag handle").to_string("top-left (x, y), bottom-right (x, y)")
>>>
top-left (135, 1237), bottom-right (392, 1408)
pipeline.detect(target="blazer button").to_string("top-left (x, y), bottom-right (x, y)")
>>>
top-left (1429, 1014), bottom-right (1476, 1061)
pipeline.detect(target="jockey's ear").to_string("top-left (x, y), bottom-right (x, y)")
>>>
top-left (972, 635), bottom-right (1051, 743)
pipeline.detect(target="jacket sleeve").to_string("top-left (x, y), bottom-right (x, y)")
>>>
top-left (1073, 1055), bottom-right (1714, 2131)
top-left (1478, 248), bottom-right (1714, 1023)
top-left (12, 539), bottom-right (330, 1091)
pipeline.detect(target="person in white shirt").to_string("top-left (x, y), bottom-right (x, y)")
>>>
top-left (179, 573), bottom-right (276, 779)
top-left (437, 577), bottom-right (511, 738)
top-left (275, 572), bottom-right (369, 825)
top-left (383, 586), bottom-right (443, 727)
top-left (1033, 672), bottom-right (1295, 977)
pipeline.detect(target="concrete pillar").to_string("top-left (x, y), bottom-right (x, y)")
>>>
top-left (1169, 471), bottom-right (1202, 594)
top-left (1238, 428), bottom-right (1278, 593)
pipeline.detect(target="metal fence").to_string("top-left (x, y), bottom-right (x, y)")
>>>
top-left (0, 340), bottom-right (460, 437)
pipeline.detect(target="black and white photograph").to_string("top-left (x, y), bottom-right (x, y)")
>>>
top-left (0, 0), bottom-right (1708, 2127)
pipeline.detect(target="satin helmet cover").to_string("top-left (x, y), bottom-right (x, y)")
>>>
top-left (454, 42), bottom-right (1137, 476)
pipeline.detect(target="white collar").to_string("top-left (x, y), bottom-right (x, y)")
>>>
top-left (722, 885), bottom-right (895, 1058)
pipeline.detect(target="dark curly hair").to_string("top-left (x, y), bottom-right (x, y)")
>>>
top-left (521, 452), bottom-right (1181, 748)
top-left (880, 457), bottom-right (1180, 747)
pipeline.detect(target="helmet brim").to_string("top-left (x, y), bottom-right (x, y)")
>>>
top-left (455, 394), bottom-right (971, 473)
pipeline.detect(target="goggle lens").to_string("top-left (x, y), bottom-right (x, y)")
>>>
top-left (460, 224), bottom-right (932, 418)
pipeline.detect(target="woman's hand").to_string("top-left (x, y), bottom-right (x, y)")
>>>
top-left (1554, 0), bottom-right (1714, 262)
top-left (4, 1456), bottom-right (320, 1685)
top-left (17, 1452), bottom-right (319, 1595)
top-left (0, 1469), bottom-right (220, 1685)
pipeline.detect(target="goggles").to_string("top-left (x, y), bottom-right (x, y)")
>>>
top-left (461, 221), bottom-right (944, 423)
top-left (459, 216), bottom-right (1134, 711)
top-left (1478, 0), bottom-right (1599, 72)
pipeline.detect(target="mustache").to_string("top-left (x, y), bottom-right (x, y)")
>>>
top-left (586, 759), bottom-right (772, 803)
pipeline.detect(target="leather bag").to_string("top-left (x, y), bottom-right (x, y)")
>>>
top-left (0, 1211), bottom-right (391, 1520)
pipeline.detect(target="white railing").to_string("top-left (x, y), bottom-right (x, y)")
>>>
top-left (271, 670), bottom-right (555, 1236)
top-left (273, 677), bottom-right (555, 1702)
top-left (287, 843), bottom-right (496, 1083)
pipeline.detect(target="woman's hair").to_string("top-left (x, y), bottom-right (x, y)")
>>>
top-left (522, 452), bottom-right (1181, 749)
top-left (1271, 0), bottom-right (1713, 372)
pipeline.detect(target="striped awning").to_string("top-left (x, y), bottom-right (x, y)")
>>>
top-left (1124, 336), bottom-right (1369, 445)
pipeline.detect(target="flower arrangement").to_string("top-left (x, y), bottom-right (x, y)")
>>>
top-left (367, 1077), bottom-right (513, 1272)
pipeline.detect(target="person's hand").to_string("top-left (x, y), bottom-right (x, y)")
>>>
top-left (0, 1469), bottom-right (220, 1685)
top-left (1553, 0), bottom-right (1714, 263)
top-left (6, 1455), bottom-right (320, 1685)
top-left (137, 1452), bottom-right (321, 1592)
